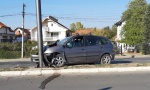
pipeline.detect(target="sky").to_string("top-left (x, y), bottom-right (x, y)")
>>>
top-left (1, 0), bottom-right (150, 30)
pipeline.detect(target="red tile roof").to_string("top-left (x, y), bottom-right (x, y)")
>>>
top-left (0, 22), bottom-right (8, 28)
top-left (0, 22), bottom-right (14, 32)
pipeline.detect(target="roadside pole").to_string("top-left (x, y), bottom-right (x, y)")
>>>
top-left (36, 0), bottom-right (43, 67)
top-left (21, 3), bottom-right (25, 58)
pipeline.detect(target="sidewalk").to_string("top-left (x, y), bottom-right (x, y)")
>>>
top-left (0, 54), bottom-right (150, 77)
top-left (1, 66), bottom-right (150, 77)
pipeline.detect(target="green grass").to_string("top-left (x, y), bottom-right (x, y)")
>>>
top-left (0, 67), bottom-right (28, 71)
top-left (60, 63), bottom-right (150, 69)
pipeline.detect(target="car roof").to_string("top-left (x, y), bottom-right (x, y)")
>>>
top-left (72, 34), bottom-right (109, 40)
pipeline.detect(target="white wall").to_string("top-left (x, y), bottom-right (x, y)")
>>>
top-left (117, 22), bottom-right (126, 40)
top-left (31, 20), bottom-right (68, 42)
top-left (0, 28), bottom-right (6, 33)
top-left (116, 21), bottom-right (127, 52)
top-left (48, 21), bottom-right (67, 32)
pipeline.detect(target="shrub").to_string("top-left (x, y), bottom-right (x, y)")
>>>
top-left (0, 49), bottom-right (20, 59)
top-left (0, 40), bottom-right (38, 59)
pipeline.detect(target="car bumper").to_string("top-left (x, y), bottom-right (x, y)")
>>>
top-left (30, 54), bottom-right (39, 63)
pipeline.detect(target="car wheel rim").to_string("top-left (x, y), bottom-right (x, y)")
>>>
top-left (102, 55), bottom-right (111, 64)
top-left (54, 57), bottom-right (64, 66)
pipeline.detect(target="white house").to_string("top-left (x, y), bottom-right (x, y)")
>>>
top-left (0, 22), bottom-right (15, 43)
top-left (115, 21), bottom-right (127, 53)
top-left (30, 16), bottom-right (72, 45)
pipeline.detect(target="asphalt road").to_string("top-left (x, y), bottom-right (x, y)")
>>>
top-left (0, 72), bottom-right (150, 90)
top-left (0, 56), bottom-right (150, 68)
top-left (113, 57), bottom-right (150, 64)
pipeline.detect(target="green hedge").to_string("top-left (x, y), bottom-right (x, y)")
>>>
top-left (0, 49), bottom-right (21, 59)
top-left (0, 40), bottom-right (38, 59)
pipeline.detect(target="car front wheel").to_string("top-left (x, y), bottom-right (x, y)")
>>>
top-left (100, 54), bottom-right (111, 64)
top-left (51, 55), bottom-right (65, 67)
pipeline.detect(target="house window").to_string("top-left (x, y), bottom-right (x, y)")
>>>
top-left (2, 36), bottom-right (7, 39)
top-left (10, 36), bottom-right (13, 39)
top-left (51, 32), bottom-right (58, 38)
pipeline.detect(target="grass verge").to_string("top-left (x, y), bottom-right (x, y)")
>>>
top-left (62, 63), bottom-right (150, 69)
top-left (0, 67), bottom-right (28, 72)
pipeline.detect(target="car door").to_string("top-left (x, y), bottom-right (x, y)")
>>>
top-left (85, 36), bottom-right (105, 62)
top-left (64, 36), bottom-right (86, 63)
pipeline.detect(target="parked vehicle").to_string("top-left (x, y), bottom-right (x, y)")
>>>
top-left (31, 34), bottom-right (115, 67)
top-left (127, 45), bottom-right (135, 52)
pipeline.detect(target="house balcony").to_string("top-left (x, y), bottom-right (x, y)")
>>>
top-left (31, 37), bottom-right (59, 42)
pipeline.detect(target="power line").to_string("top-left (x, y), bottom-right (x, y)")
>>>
top-left (0, 12), bottom-right (120, 22)
top-left (0, 14), bottom-right (21, 17)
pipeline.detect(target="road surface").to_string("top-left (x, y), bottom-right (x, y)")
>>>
top-left (0, 71), bottom-right (150, 90)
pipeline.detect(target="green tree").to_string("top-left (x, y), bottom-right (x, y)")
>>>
top-left (110, 25), bottom-right (117, 40)
top-left (76, 22), bottom-right (84, 30)
top-left (121, 0), bottom-right (147, 45)
top-left (70, 23), bottom-right (76, 32)
top-left (142, 4), bottom-right (150, 54)
top-left (102, 26), bottom-right (110, 30)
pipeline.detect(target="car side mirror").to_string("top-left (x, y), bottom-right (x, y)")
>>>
top-left (66, 43), bottom-right (73, 48)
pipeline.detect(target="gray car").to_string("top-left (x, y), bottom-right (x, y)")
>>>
top-left (31, 34), bottom-right (115, 67)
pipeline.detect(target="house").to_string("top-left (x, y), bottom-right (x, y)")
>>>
top-left (14, 27), bottom-right (30, 42)
top-left (30, 16), bottom-right (72, 45)
top-left (115, 21), bottom-right (126, 42)
top-left (115, 21), bottom-right (133, 53)
top-left (0, 22), bottom-right (15, 43)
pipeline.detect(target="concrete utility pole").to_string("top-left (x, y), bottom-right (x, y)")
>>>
top-left (21, 3), bottom-right (25, 58)
top-left (36, 0), bottom-right (44, 67)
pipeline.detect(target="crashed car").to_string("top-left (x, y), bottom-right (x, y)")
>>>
top-left (31, 34), bottom-right (115, 67)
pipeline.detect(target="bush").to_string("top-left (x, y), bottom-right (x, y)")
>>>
top-left (0, 40), bottom-right (38, 59)
top-left (0, 49), bottom-right (20, 59)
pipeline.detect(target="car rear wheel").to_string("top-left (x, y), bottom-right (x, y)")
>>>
top-left (100, 54), bottom-right (111, 64)
top-left (52, 55), bottom-right (65, 67)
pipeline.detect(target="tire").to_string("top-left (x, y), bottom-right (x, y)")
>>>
top-left (100, 54), bottom-right (111, 64)
top-left (52, 55), bottom-right (65, 67)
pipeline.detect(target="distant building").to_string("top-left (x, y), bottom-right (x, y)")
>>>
top-left (0, 22), bottom-right (15, 43)
top-left (30, 16), bottom-right (72, 45)
top-left (115, 21), bottom-right (135, 53)
top-left (14, 27), bottom-right (30, 42)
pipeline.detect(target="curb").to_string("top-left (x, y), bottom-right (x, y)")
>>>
top-left (1, 66), bottom-right (150, 77)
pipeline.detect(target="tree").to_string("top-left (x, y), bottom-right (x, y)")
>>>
top-left (76, 22), bottom-right (84, 30)
top-left (110, 25), bottom-right (117, 40)
top-left (70, 23), bottom-right (76, 32)
top-left (102, 26), bottom-right (110, 30)
top-left (121, 0), bottom-right (147, 45)
top-left (142, 4), bottom-right (150, 54)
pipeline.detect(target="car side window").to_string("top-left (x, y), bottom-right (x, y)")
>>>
top-left (98, 37), bottom-right (108, 45)
top-left (67, 36), bottom-right (84, 48)
top-left (85, 36), bottom-right (100, 46)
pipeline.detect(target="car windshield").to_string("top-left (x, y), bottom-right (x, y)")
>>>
top-left (57, 36), bottom-right (72, 45)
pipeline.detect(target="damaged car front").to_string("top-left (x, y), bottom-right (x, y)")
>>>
top-left (30, 36), bottom-right (72, 67)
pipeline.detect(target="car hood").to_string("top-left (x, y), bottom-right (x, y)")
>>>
top-left (44, 45), bottom-right (63, 54)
